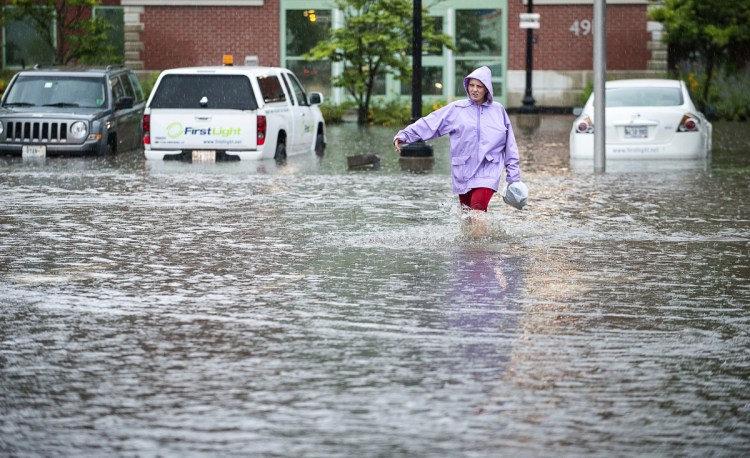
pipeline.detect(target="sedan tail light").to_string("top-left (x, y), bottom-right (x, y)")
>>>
top-left (677, 114), bottom-right (700, 132)
top-left (575, 115), bottom-right (594, 134)
top-left (257, 115), bottom-right (266, 146)
top-left (142, 114), bottom-right (150, 145)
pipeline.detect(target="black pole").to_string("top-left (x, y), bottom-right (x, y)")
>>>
top-left (520, 0), bottom-right (537, 113)
top-left (411, 0), bottom-right (423, 123)
top-left (401, 0), bottom-right (433, 158)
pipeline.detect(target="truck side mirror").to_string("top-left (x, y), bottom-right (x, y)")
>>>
top-left (308, 92), bottom-right (324, 105)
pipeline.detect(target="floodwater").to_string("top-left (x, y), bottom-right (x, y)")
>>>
top-left (1, 115), bottom-right (749, 456)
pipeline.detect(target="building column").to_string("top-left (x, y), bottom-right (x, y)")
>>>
top-left (646, 21), bottom-right (667, 73)
top-left (123, 6), bottom-right (145, 75)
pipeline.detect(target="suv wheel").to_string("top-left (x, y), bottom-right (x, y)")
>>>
top-left (99, 136), bottom-right (116, 156)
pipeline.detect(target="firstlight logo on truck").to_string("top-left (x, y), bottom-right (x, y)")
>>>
top-left (166, 122), bottom-right (241, 139)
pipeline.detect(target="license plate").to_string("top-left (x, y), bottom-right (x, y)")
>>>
top-left (22, 145), bottom-right (46, 158)
top-left (625, 126), bottom-right (648, 138)
top-left (192, 150), bottom-right (216, 162)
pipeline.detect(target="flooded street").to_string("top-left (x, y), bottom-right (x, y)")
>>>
top-left (1, 115), bottom-right (749, 456)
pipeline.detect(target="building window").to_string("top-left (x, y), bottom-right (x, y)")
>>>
top-left (401, 66), bottom-right (444, 96)
top-left (285, 8), bottom-right (332, 97)
top-left (285, 60), bottom-right (331, 97)
top-left (2, 14), bottom-right (55, 68)
top-left (409, 16), bottom-right (444, 57)
top-left (456, 9), bottom-right (502, 56)
top-left (93, 7), bottom-right (125, 61)
top-left (454, 9), bottom-right (504, 98)
top-left (286, 9), bottom-right (330, 56)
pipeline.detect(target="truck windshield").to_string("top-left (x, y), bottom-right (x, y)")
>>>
top-left (149, 74), bottom-right (258, 110)
top-left (3, 75), bottom-right (107, 109)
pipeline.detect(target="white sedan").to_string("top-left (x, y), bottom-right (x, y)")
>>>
top-left (570, 79), bottom-right (712, 160)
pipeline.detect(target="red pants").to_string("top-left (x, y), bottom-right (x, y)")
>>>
top-left (459, 187), bottom-right (495, 212)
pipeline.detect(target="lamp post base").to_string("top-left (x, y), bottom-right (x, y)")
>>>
top-left (520, 96), bottom-right (537, 114)
top-left (400, 141), bottom-right (433, 158)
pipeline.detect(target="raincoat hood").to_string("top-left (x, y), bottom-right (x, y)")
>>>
top-left (463, 66), bottom-right (494, 104)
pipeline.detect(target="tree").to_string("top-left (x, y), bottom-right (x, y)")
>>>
top-left (649, 0), bottom-right (750, 107)
top-left (6, 0), bottom-right (121, 66)
top-left (0, 5), bottom-right (8, 27)
top-left (305, 0), bottom-right (454, 124)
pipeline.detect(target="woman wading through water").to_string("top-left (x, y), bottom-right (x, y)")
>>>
top-left (393, 66), bottom-right (525, 236)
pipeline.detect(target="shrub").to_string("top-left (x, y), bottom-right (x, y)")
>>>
top-left (579, 81), bottom-right (594, 106)
top-left (0, 69), bottom-right (17, 98)
top-left (425, 99), bottom-right (447, 116)
top-left (676, 62), bottom-right (750, 121)
top-left (140, 71), bottom-right (161, 99)
top-left (369, 98), bottom-right (411, 126)
top-left (320, 100), bottom-right (356, 123)
top-left (367, 98), bottom-right (448, 126)
top-left (711, 68), bottom-right (750, 121)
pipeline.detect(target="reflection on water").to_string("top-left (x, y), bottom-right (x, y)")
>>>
top-left (569, 157), bottom-right (710, 173)
top-left (446, 250), bottom-right (523, 385)
top-left (1, 116), bottom-right (749, 456)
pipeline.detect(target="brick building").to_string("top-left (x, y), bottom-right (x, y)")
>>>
top-left (3, 0), bottom-right (666, 108)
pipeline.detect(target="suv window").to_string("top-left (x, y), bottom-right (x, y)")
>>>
top-left (3, 75), bottom-right (107, 109)
top-left (110, 76), bottom-right (126, 102)
top-left (149, 74), bottom-right (258, 110)
top-left (257, 75), bottom-right (286, 103)
top-left (118, 74), bottom-right (136, 100)
top-left (128, 73), bottom-right (145, 103)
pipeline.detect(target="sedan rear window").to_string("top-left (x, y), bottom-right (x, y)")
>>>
top-left (149, 74), bottom-right (258, 110)
top-left (606, 87), bottom-right (684, 107)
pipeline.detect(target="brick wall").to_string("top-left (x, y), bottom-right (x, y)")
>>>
top-left (507, 3), bottom-right (650, 71)
top-left (141, 4), bottom-right (280, 70)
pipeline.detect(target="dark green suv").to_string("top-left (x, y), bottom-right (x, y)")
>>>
top-left (0, 65), bottom-right (145, 157)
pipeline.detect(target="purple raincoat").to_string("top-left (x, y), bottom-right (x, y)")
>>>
top-left (394, 66), bottom-right (521, 195)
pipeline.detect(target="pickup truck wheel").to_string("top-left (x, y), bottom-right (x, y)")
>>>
top-left (274, 142), bottom-right (287, 163)
top-left (315, 132), bottom-right (325, 157)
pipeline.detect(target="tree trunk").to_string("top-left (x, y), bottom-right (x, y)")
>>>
top-left (357, 105), bottom-right (369, 124)
top-left (357, 73), bottom-right (376, 125)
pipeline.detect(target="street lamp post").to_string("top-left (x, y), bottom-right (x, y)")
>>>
top-left (593, 0), bottom-right (606, 173)
top-left (520, 0), bottom-right (536, 113)
top-left (400, 0), bottom-right (433, 158)
top-left (411, 0), bottom-right (423, 124)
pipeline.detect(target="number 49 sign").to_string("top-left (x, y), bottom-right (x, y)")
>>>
top-left (570, 19), bottom-right (592, 36)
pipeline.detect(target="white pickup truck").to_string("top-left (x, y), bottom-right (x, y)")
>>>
top-left (143, 63), bottom-right (326, 162)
